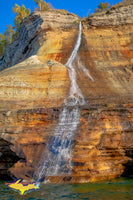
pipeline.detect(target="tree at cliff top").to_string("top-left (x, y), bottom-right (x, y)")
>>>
top-left (0, 4), bottom-right (31, 57)
top-left (13, 4), bottom-right (31, 31)
top-left (34, 0), bottom-right (51, 11)
top-left (0, 25), bottom-right (15, 57)
top-left (95, 2), bottom-right (111, 12)
top-left (4, 25), bottom-right (15, 44)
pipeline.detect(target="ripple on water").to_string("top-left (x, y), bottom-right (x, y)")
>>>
top-left (0, 178), bottom-right (133, 200)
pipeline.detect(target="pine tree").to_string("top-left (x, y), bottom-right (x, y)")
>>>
top-left (13, 4), bottom-right (31, 30)
top-left (4, 25), bottom-right (15, 44)
top-left (0, 25), bottom-right (15, 57)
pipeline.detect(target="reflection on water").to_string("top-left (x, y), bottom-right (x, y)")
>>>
top-left (1, 178), bottom-right (133, 200)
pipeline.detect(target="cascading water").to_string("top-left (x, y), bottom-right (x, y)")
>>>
top-left (34, 22), bottom-right (94, 181)
top-left (35, 107), bottom-right (80, 181)
top-left (65, 22), bottom-right (85, 106)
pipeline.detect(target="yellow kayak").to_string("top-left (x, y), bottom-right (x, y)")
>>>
top-left (6, 179), bottom-right (40, 195)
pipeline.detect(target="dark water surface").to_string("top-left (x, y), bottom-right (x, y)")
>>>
top-left (0, 178), bottom-right (133, 200)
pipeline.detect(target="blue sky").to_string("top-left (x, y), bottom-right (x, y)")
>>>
top-left (0, 0), bottom-right (121, 34)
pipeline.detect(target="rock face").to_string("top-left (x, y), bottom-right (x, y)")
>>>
top-left (0, 10), bottom-right (80, 71)
top-left (0, 55), bottom-right (70, 180)
top-left (0, 138), bottom-right (19, 180)
top-left (0, 5), bottom-right (133, 182)
top-left (72, 104), bottom-right (133, 183)
top-left (85, 4), bottom-right (133, 27)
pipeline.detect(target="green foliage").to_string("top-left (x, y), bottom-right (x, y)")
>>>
top-left (0, 25), bottom-right (15, 57)
top-left (89, 0), bottom-right (133, 17)
top-left (73, 21), bottom-right (78, 24)
top-left (0, 34), bottom-right (6, 56)
top-left (0, 4), bottom-right (31, 57)
top-left (34, 0), bottom-right (51, 11)
top-left (4, 25), bottom-right (15, 44)
top-left (13, 4), bottom-right (31, 30)
top-left (95, 2), bottom-right (111, 12)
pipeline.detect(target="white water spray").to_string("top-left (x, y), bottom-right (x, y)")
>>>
top-left (66, 22), bottom-right (82, 67)
top-left (36, 107), bottom-right (80, 180)
top-left (77, 57), bottom-right (94, 82)
top-left (65, 22), bottom-right (85, 106)
top-left (34, 22), bottom-right (94, 181)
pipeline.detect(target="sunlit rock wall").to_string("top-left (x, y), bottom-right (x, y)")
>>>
top-left (0, 5), bottom-right (133, 182)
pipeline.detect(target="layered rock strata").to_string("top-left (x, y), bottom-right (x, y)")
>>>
top-left (0, 56), bottom-right (70, 179)
top-left (0, 5), bottom-right (133, 182)
top-left (0, 10), bottom-right (80, 71)
top-left (84, 4), bottom-right (133, 27)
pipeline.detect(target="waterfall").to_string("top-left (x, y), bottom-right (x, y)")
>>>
top-left (34, 22), bottom-right (93, 181)
top-left (35, 107), bottom-right (80, 181)
top-left (65, 22), bottom-right (85, 106)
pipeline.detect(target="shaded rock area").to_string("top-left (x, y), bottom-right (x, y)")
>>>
top-left (0, 5), bottom-right (133, 182)
top-left (0, 138), bottom-right (20, 180)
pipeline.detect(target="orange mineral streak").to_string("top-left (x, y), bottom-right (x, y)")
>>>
top-left (37, 29), bottom-right (78, 64)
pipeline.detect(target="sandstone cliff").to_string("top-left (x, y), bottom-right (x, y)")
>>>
top-left (0, 10), bottom-right (80, 71)
top-left (0, 5), bottom-right (133, 183)
top-left (84, 4), bottom-right (133, 27)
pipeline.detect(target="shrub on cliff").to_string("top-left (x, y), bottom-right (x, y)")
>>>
top-left (13, 4), bottom-right (31, 30)
top-left (95, 2), bottom-right (111, 12)
top-left (34, 0), bottom-right (51, 11)
top-left (0, 4), bottom-right (31, 57)
top-left (112, 0), bottom-right (133, 8)
top-left (0, 25), bottom-right (15, 57)
top-left (0, 34), bottom-right (7, 57)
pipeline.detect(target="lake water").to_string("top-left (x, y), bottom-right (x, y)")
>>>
top-left (0, 178), bottom-right (133, 200)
